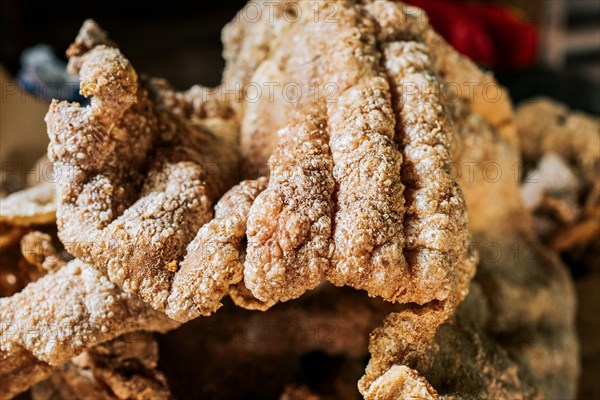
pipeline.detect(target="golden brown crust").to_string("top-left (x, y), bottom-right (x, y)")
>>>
top-left (20, 231), bottom-right (65, 273)
top-left (360, 305), bottom-right (543, 399)
top-left (0, 259), bottom-right (179, 396)
top-left (450, 100), bottom-right (579, 398)
top-left (167, 178), bottom-right (269, 321)
top-left (245, 112), bottom-right (334, 302)
top-left (46, 21), bottom-right (240, 314)
top-left (220, 1), bottom-right (471, 311)
top-left (46, 6), bottom-right (472, 324)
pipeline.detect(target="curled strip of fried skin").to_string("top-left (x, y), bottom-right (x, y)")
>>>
top-left (0, 182), bottom-right (56, 227)
top-left (166, 178), bottom-right (269, 321)
top-left (364, 1), bottom-right (515, 145)
top-left (47, 21), bottom-right (239, 312)
top-left (20, 231), bottom-right (65, 273)
top-left (382, 40), bottom-right (470, 307)
top-left (245, 112), bottom-right (335, 303)
top-left (321, 3), bottom-right (407, 300)
top-left (0, 259), bottom-right (179, 397)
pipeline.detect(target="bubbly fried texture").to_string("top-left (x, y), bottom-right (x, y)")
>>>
top-left (358, 54), bottom-right (579, 400)
top-left (0, 2), bottom-right (587, 399)
top-left (167, 178), bottom-right (269, 321)
top-left (31, 332), bottom-right (171, 400)
top-left (46, 20), bottom-right (241, 317)
top-left (245, 113), bottom-right (335, 302)
top-left (220, 0), bottom-right (472, 316)
top-left (47, 2), bottom-right (474, 334)
top-left (0, 259), bottom-right (179, 397)
top-left (21, 231), bottom-right (64, 273)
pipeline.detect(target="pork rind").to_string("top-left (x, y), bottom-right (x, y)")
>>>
top-left (46, 20), bottom-right (242, 318)
top-left (0, 182), bottom-right (56, 227)
top-left (453, 98), bottom-right (579, 399)
top-left (48, 3), bottom-right (473, 335)
top-left (356, 18), bottom-right (580, 396)
top-left (220, 0), bottom-right (473, 321)
top-left (0, 257), bottom-right (179, 398)
top-left (31, 332), bottom-right (171, 400)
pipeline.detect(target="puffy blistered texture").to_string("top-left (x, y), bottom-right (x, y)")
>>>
top-left (0, 259), bottom-right (179, 398)
top-left (46, 3), bottom-right (476, 327)
top-left (221, 0), bottom-right (474, 316)
top-left (31, 332), bottom-right (171, 400)
top-left (167, 178), bottom-right (269, 321)
top-left (46, 20), bottom-right (241, 316)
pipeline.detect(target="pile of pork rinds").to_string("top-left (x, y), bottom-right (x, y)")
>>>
top-left (1, 1), bottom-right (598, 399)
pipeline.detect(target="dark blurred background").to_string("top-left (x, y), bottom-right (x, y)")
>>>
top-left (1, 0), bottom-right (599, 113)
top-left (1, 0), bottom-right (247, 88)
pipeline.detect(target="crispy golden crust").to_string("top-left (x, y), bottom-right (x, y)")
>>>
top-left (0, 259), bottom-right (179, 397)
top-left (450, 101), bottom-right (579, 398)
top-left (220, 1), bottom-right (471, 311)
top-left (21, 231), bottom-right (65, 273)
top-left (245, 113), bottom-right (334, 302)
top-left (46, 21), bottom-right (240, 315)
top-left (365, 0), bottom-right (515, 144)
top-left (321, 5), bottom-right (407, 300)
top-left (167, 178), bottom-right (269, 321)
top-left (360, 303), bottom-right (542, 400)
top-left (48, 5), bottom-right (472, 325)
top-left (382, 40), bottom-right (468, 305)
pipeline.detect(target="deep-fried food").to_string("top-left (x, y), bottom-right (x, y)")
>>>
top-left (360, 289), bottom-right (542, 399)
top-left (31, 332), bottom-right (171, 400)
top-left (46, 20), bottom-right (240, 316)
top-left (221, 0), bottom-right (472, 315)
top-left (167, 177), bottom-right (269, 321)
top-left (0, 182), bottom-right (55, 227)
top-left (50, 3), bottom-right (472, 336)
top-left (516, 98), bottom-right (600, 253)
top-left (451, 100), bottom-right (579, 398)
top-left (0, 258), bottom-right (179, 397)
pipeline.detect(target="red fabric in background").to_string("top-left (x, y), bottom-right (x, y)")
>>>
top-left (405, 0), bottom-right (538, 69)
